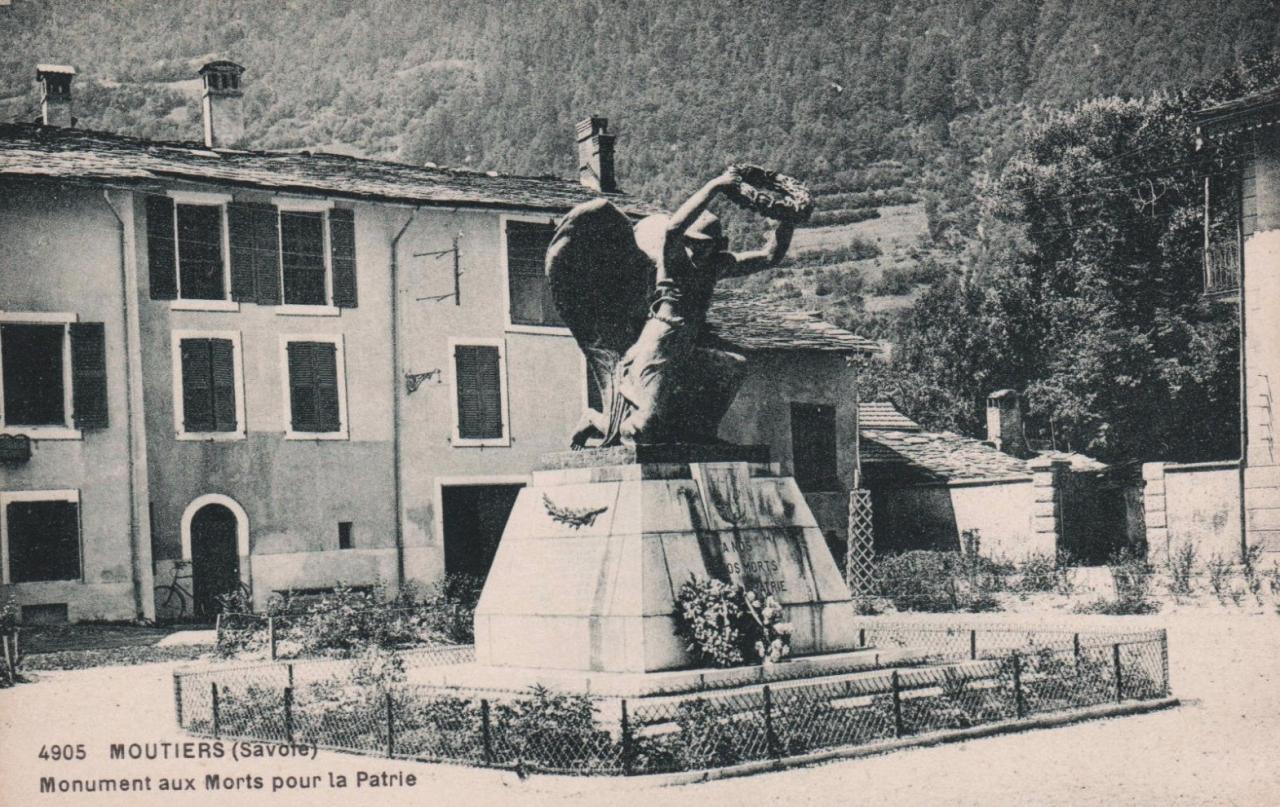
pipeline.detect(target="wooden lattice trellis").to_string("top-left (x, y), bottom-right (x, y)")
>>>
top-left (846, 488), bottom-right (875, 595)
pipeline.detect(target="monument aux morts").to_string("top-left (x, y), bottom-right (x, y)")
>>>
top-left (473, 167), bottom-right (860, 683)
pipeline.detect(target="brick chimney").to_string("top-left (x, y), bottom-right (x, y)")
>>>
top-left (36, 64), bottom-right (75, 127)
top-left (576, 115), bottom-right (616, 193)
top-left (986, 389), bottom-right (1030, 457)
top-left (198, 60), bottom-right (245, 148)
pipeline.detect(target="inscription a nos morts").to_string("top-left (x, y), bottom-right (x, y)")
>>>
top-left (719, 539), bottom-right (787, 596)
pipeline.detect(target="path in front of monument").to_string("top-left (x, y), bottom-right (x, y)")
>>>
top-left (1, 612), bottom-right (1276, 807)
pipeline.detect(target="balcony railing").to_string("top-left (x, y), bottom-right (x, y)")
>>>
top-left (1203, 238), bottom-right (1241, 297)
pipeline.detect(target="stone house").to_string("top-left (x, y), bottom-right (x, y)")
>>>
top-left (858, 394), bottom-right (1129, 563)
top-left (1143, 86), bottom-right (1280, 563)
top-left (0, 62), bottom-right (875, 622)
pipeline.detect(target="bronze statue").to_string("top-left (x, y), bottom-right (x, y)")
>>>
top-left (546, 166), bottom-right (811, 447)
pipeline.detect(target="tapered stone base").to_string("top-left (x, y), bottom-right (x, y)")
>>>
top-left (473, 447), bottom-right (856, 673)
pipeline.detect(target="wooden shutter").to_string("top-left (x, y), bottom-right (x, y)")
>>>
top-left (313, 342), bottom-right (341, 431)
top-left (227, 202), bottom-right (258, 301)
top-left (286, 341), bottom-right (341, 433)
top-left (7, 499), bottom-right (81, 583)
top-left (209, 339), bottom-right (237, 432)
top-left (506, 220), bottom-right (560, 326)
top-left (70, 322), bottom-right (108, 429)
top-left (253, 204), bottom-right (282, 305)
top-left (287, 342), bottom-right (317, 432)
top-left (146, 195), bottom-right (178, 300)
top-left (180, 339), bottom-right (214, 432)
top-left (455, 345), bottom-right (503, 440)
top-left (330, 208), bottom-right (358, 308)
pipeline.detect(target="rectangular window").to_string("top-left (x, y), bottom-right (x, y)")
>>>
top-left (338, 521), bottom-right (353, 550)
top-left (177, 337), bottom-right (240, 435)
top-left (280, 211), bottom-right (328, 306)
top-left (791, 402), bottom-right (840, 492)
top-left (146, 192), bottom-right (234, 305)
top-left (284, 339), bottom-right (345, 436)
top-left (2, 493), bottom-right (81, 584)
top-left (505, 219), bottom-right (562, 328)
top-left (1, 323), bottom-right (65, 426)
top-left (452, 341), bottom-right (507, 444)
top-left (176, 203), bottom-right (227, 300)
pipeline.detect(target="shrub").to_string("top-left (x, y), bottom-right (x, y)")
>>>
top-left (874, 551), bottom-right (1004, 613)
top-left (492, 686), bottom-right (613, 771)
top-left (1166, 541), bottom-right (1197, 598)
top-left (1073, 549), bottom-right (1159, 614)
top-left (0, 595), bottom-right (21, 687)
top-left (1205, 553), bottom-right (1235, 603)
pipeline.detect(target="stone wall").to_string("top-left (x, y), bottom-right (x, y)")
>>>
top-left (1142, 461), bottom-right (1242, 564)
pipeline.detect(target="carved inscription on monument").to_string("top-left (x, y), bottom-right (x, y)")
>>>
top-left (718, 538), bottom-right (788, 596)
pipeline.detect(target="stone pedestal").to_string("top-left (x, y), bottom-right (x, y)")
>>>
top-left (473, 446), bottom-right (857, 674)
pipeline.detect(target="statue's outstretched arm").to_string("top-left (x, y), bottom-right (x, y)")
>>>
top-left (721, 220), bottom-right (796, 278)
top-left (666, 168), bottom-right (740, 238)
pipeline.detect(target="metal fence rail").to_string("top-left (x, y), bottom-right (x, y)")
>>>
top-left (176, 622), bottom-right (1170, 776)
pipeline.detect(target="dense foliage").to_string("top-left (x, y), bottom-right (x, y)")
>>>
top-left (864, 58), bottom-right (1280, 462)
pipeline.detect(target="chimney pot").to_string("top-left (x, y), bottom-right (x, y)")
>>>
top-left (986, 389), bottom-right (1030, 458)
top-left (198, 60), bottom-right (246, 148)
top-left (576, 115), bottom-right (616, 193)
top-left (36, 64), bottom-right (76, 127)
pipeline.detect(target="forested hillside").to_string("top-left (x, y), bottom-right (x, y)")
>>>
top-left (1, 0), bottom-right (1275, 202)
top-left (2, 0), bottom-right (1277, 461)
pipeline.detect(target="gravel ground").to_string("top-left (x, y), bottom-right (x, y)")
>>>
top-left (1, 611), bottom-right (1276, 807)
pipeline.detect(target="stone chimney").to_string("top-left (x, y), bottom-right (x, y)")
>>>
top-left (576, 115), bottom-right (616, 193)
top-left (198, 60), bottom-right (246, 148)
top-left (36, 64), bottom-right (75, 127)
top-left (986, 389), bottom-right (1030, 457)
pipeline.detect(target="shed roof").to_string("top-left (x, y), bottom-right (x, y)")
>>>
top-left (859, 401), bottom-right (1105, 482)
top-left (706, 287), bottom-right (878, 354)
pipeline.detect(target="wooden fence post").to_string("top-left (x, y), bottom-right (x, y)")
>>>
top-left (1113, 644), bottom-right (1123, 703)
top-left (763, 685), bottom-right (778, 758)
top-left (620, 699), bottom-right (633, 775)
top-left (284, 686), bottom-right (294, 743)
top-left (211, 683), bottom-right (220, 739)
top-left (1073, 633), bottom-right (1081, 670)
top-left (385, 692), bottom-right (395, 758)
top-left (173, 674), bottom-right (184, 728)
top-left (891, 671), bottom-right (903, 738)
top-left (1012, 653), bottom-right (1025, 718)
top-left (970, 630), bottom-right (977, 660)
top-left (480, 699), bottom-right (493, 765)
top-left (268, 616), bottom-right (277, 661)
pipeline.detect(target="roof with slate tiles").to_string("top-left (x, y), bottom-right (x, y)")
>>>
top-left (0, 123), bottom-right (637, 213)
top-left (0, 123), bottom-right (877, 355)
top-left (706, 287), bottom-right (878, 353)
top-left (859, 401), bottom-right (1105, 482)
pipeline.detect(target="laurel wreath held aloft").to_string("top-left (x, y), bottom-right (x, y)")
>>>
top-left (723, 164), bottom-right (814, 224)
top-left (542, 494), bottom-right (609, 530)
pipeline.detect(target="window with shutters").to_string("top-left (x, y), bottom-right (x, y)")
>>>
top-left (0, 313), bottom-right (105, 439)
top-left (149, 193), bottom-right (357, 313)
top-left (450, 339), bottom-right (509, 446)
top-left (282, 336), bottom-right (348, 439)
top-left (146, 190), bottom-right (236, 310)
top-left (790, 402), bottom-right (841, 492)
top-left (1, 490), bottom-right (81, 584)
top-left (172, 331), bottom-right (244, 440)
top-left (502, 216), bottom-right (564, 331)
top-left (273, 199), bottom-right (358, 314)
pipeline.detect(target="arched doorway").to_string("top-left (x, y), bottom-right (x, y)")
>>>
top-left (189, 503), bottom-right (241, 617)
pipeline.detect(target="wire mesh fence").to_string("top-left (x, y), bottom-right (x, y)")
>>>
top-left (175, 621), bottom-right (1170, 777)
top-left (216, 605), bottom-right (474, 661)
